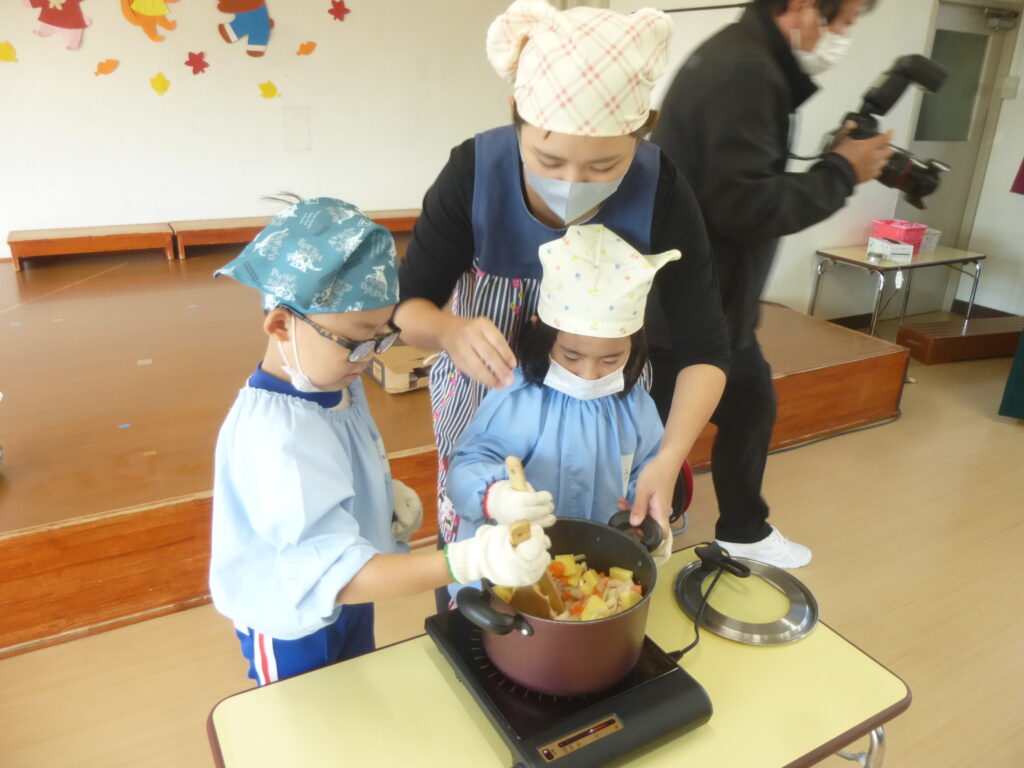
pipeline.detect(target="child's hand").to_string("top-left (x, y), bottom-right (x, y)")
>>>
top-left (445, 523), bottom-right (551, 586)
top-left (484, 480), bottom-right (556, 527)
top-left (391, 479), bottom-right (423, 543)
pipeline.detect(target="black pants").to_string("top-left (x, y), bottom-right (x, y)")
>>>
top-left (650, 343), bottom-right (775, 543)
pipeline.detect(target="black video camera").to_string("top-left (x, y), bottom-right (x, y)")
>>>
top-left (826, 54), bottom-right (951, 209)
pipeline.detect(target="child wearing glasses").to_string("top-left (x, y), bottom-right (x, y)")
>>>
top-left (209, 198), bottom-right (551, 685)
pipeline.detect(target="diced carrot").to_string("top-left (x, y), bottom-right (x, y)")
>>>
top-left (570, 601), bottom-right (586, 616)
top-left (631, 584), bottom-right (642, 594)
top-left (549, 561), bottom-right (566, 578)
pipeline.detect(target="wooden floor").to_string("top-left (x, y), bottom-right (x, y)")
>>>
top-left (0, 348), bottom-right (1020, 767)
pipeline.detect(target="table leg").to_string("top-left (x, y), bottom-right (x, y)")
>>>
top-left (837, 726), bottom-right (887, 767)
top-left (808, 258), bottom-right (832, 316)
top-left (868, 271), bottom-right (885, 336)
top-left (963, 260), bottom-right (982, 332)
top-left (897, 269), bottom-right (915, 325)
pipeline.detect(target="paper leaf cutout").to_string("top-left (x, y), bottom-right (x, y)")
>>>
top-left (328, 1), bottom-right (351, 22)
top-left (185, 51), bottom-right (209, 75)
top-left (0, 42), bottom-right (17, 63)
top-left (95, 59), bottom-right (119, 76)
top-left (297, 41), bottom-right (317, 56)
top-left (150, 72), bottom-right (170, 95)
top-left (259, 81), bottom-right (280, 99)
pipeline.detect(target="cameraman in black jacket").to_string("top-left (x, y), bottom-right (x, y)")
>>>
top-left (651, 0), bottom-right (892, 567)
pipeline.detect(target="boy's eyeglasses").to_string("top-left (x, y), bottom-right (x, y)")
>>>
top-left (292, 311), bottom-right (400, 362)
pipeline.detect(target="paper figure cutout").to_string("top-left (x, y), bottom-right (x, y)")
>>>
top-left (121, 0), bottom-right (179, 43)
top-left (296, 41), bottom-right (316, 56)
top-left (26, 0), bottom-right (91, 51)
top-left (150, 72), bottom-right (170, 94)
top-left (95, 59), bottom-right (119, 75)
top-left (0, 42), bottom-right (17, 62)
top-left (328, 1), bottom-right (350, 22)
top-left (185, 51), bottom-right (209, 74)
top-left (218, 1), bottom-right (274, 58)
top-left (258, 81), bottom-right (279, 99)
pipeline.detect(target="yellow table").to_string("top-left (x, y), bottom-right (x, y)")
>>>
top-left (208, 550), bottom-right (910, 767)
top-left (809, 245), bottom-right (986, 335)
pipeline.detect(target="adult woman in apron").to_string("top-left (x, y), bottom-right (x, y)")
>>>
top-left (396, 1), bottom-right (730, 555)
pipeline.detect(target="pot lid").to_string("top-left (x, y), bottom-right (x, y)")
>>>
top-left (673, 558), bottom-right (819, 645)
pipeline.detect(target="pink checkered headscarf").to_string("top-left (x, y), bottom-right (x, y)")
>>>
top-left (486, 1), bottom-right (672, 137)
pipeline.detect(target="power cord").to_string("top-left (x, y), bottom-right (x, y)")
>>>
top-left (668, 543), bottom-right (751, 662)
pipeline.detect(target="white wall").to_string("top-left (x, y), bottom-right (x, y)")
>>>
top-left (613, 0), bottom-right (952, 320)
top-left (965, 22), bottom-right (1024, 315)
top-left (0, 1), bottom-right (511, 260)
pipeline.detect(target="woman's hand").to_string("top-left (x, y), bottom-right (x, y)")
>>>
top-left (629, 455), bottom-right (678, 541)
top-left (439, 315), bottom-right (517, 389)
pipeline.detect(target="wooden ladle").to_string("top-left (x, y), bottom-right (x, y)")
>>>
top-left (505, 456), bottom-right (564, 618)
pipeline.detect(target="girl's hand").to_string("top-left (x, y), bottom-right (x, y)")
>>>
top-left (438, 315), bottom-right (517, 389)
top-left (630, 456), bottom-right (677, 542)
top-left (485, 480), bottom-right (556, 527)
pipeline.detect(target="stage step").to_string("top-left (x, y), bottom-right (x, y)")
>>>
top-left (896, 316), bottom-right (1024, 364)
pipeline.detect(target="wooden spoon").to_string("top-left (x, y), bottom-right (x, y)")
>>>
top-left (505, 457), bottom-right (564, 617)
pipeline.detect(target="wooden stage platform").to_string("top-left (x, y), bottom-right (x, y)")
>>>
top-left (0, 250), bottom-right (908, 657)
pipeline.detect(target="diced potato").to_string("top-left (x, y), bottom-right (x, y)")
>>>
top-left (619, 589), bottom-right (643, 610)
top-left (609, 566), bottom-right (633, 583)
top-left (565, 570), bottom-right (581, 587)
top-left (554, 554), bottom-right (579, 577)
top-left (580, 569), bottom-right (599, 595)
top-left (492, 585), bottom-right (514, 603)
top-left (580, 594), bottom-right (610, 621)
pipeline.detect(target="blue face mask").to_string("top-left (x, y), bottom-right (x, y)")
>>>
top-left (521, 152), bottom-right (630, 226)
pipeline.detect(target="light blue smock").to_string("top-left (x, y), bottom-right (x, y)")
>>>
top-left (446, 369), bottom-right (665, 541)
top-left (210, 373), bottom-right (403, 640)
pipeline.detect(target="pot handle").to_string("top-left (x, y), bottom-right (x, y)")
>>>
top-left (455, 586), bottom-right (534, 637)
top-left (608, 510), bottom-right (663, 553)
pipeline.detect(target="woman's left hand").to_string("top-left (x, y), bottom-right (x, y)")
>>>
top-left (630, 455), bottom-right (678, 540)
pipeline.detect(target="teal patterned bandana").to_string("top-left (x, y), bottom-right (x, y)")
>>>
top-left (214, 197), bottom-right (399, 314)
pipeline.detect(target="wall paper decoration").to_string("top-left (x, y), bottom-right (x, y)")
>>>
top-left (26, 0), bottom-right (91, 51)
top-left (258, 80), bottom-right (279, 98)
top-left (296, 41), bottom-right (316, 56)
top-left (185, 51), bottom-right (209, 74)
top-left (95, 58), bottom-right (119, 75)
top-left (150, 71), bottom-right (170, 94)
top-left (217, 1), bottom-right (273, 58)
top-left (121, 0), bottom-right (179, 43)
top-left (0, 42), bottom-right (17, 62)
top-left (328, 1), bottom-right (351, 22)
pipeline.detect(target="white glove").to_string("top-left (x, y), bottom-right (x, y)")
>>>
top-left (446, 523), bottom-right (552, 586)
top-left (391, 479), bottom-right (423, 543)
top-left (652, 535), bottom-right (673, 567)
top-left (484, 480), bottom-right (556, 527)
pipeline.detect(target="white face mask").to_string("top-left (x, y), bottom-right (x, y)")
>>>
top-left (521, 152), bottom-right (628, 225)
top-left (544, 357), bottom-right (625, 400)
top-left (278, 316), bottom-right (331, 393)
top-left (794, 28), bottom-right (852, 76)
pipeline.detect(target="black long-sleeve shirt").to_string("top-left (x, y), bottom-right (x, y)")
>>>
top-left (652, 5), bottom-right (857, 349)
top-left (398, 135), bottom-right (731, 374)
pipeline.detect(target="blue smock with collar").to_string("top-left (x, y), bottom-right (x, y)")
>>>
top-left (210, 366), bottom-right (404, 641)
top-left (446, 369), bottom-right (665, 539)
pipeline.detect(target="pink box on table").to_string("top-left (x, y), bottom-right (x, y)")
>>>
top-left (871, 219), bottom-right (927, 254)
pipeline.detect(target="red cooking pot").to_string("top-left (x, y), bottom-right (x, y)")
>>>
top-left (455, 515), bottom-right (661, 696)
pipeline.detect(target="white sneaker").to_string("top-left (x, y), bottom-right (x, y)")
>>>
top-left (715, 527), bottom-right (812, 569)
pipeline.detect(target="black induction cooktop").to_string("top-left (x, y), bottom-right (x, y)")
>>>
top-left (426, 610), bottom-right (712, 768)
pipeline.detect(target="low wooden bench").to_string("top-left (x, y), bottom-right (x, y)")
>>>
top-left (7, 224), bottom-right (175, 272)
top-left (170, 209), bottom-right (420, 260)
top-left (896, 315), bottom-right (1024, 364)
